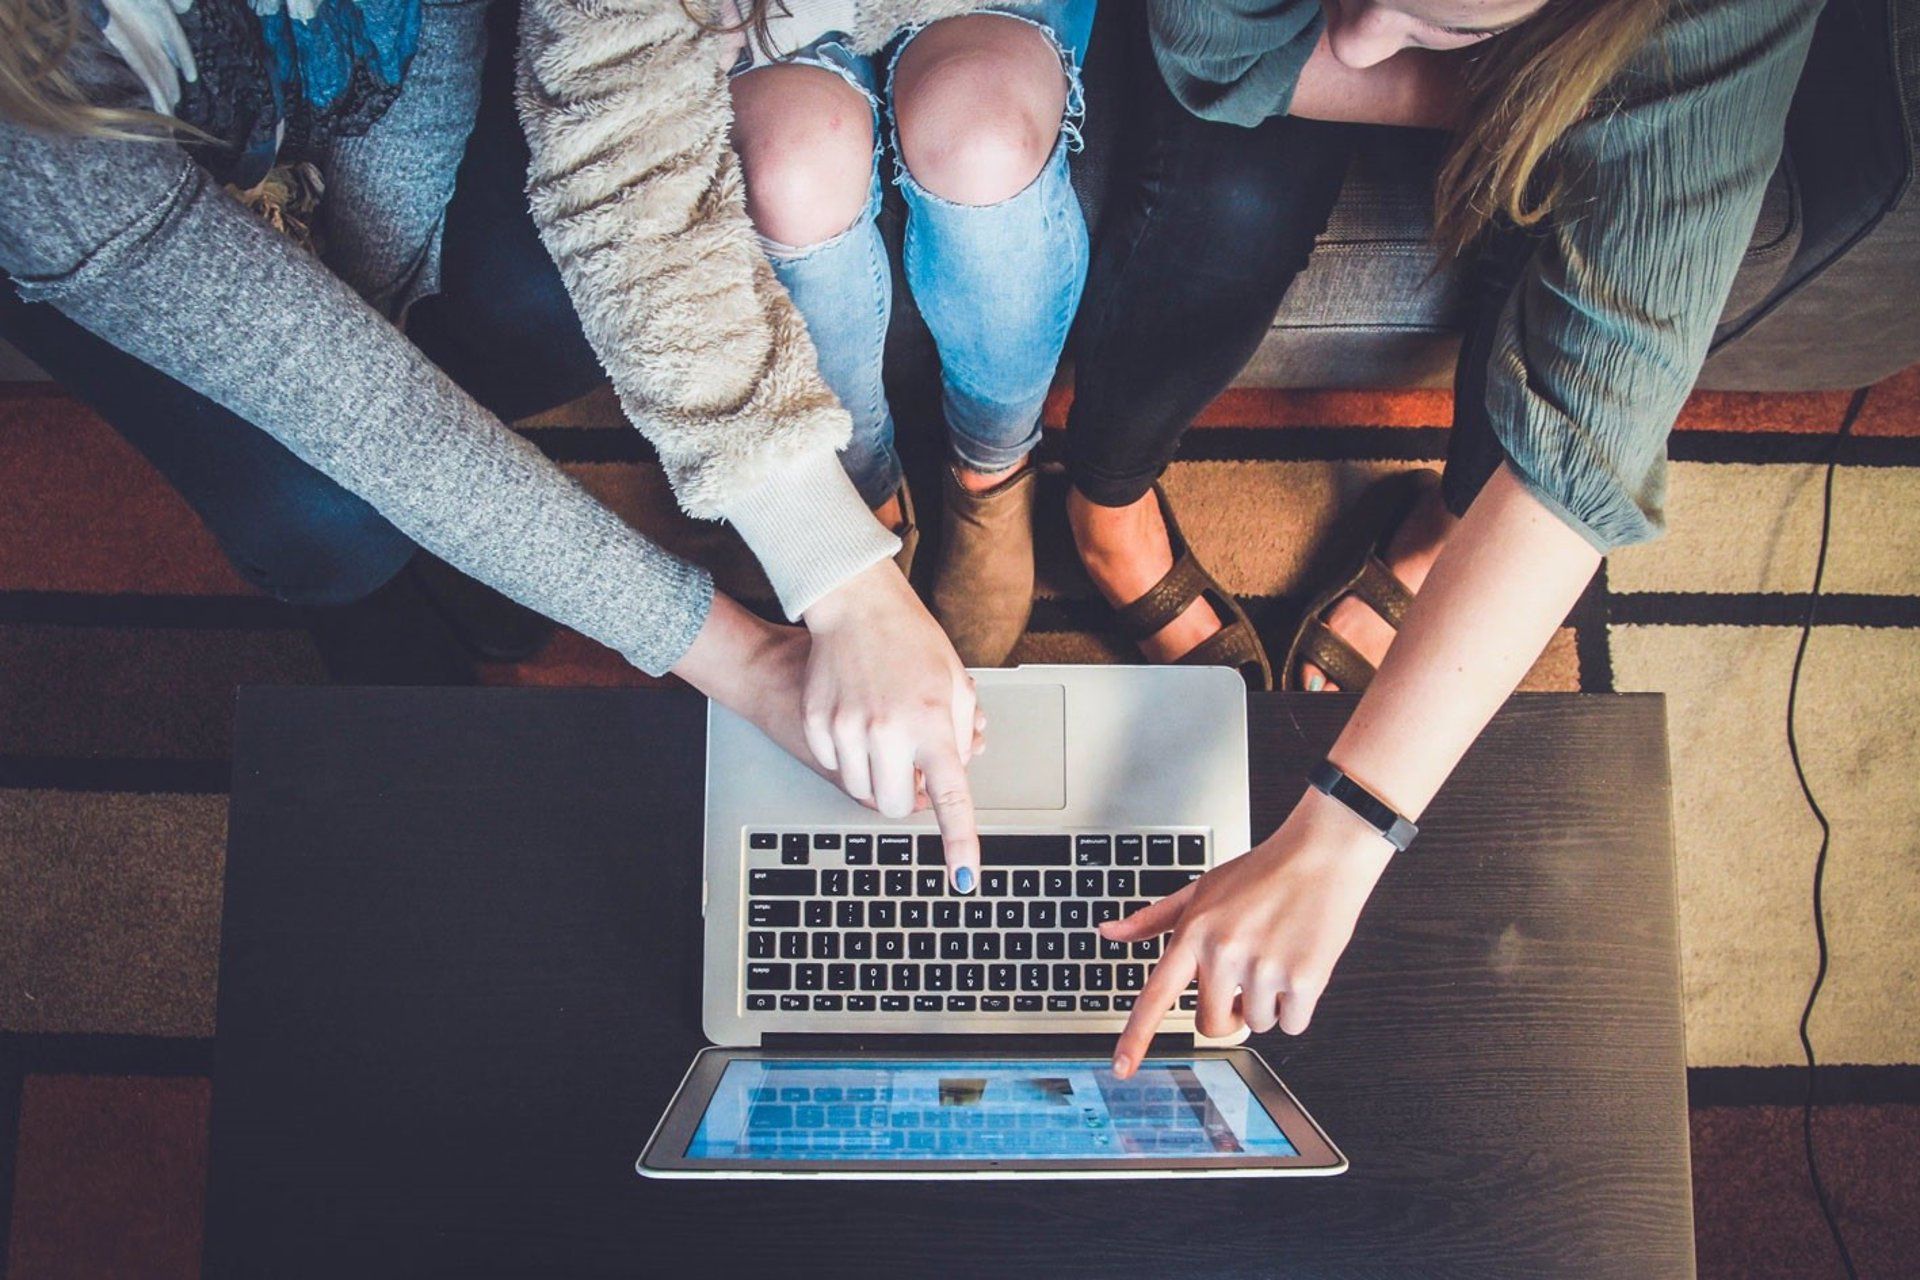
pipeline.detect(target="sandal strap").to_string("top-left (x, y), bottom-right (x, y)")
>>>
top-left (1113, 550), bottom-right (1213, 642)
top-left (1298, 619), bottom-right (1376, 692)
top-left (1352, 555), bottom-right (1416, 630)
top-left (1178, 620), bottom-right (1268, 680)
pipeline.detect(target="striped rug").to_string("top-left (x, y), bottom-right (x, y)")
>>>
top-left (2, 370), bottom-right (1916, 1277)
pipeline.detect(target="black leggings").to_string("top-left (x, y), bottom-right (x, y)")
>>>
top-left (1066, 11), bottom-right (1523, 516)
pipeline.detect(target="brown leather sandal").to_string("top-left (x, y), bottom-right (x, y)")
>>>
top-left (1282, 468), bottom-right (1440, 692)
top-left (1110, 483), bottom-right (1274, 691)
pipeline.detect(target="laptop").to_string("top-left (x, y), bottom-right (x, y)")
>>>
top-left (639, 665), bottom-right (1347, 1178)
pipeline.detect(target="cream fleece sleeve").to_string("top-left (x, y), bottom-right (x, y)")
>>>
top-left (516, 0), bottom-right (897, 619)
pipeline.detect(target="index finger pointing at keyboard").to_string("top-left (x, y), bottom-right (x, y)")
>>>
top-left (918, 741), bottom-right (980, 895)
top-left (1110, 942), bottom-right (1195, 1080)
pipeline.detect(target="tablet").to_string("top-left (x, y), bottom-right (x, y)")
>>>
top-left (638, 1047), bottom-right (1347, 1178)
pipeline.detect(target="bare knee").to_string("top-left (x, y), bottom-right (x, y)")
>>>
top-left (731, 65), bottom-right (876, 248)
top-left (892, 15), bottom-right (1069, 206)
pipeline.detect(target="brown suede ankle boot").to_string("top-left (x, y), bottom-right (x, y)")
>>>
top-left (931, 463), bottom-right (1038, 667)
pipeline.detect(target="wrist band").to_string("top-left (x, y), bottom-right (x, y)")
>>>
top-left (1307, 760), bottom-right (1419, 852)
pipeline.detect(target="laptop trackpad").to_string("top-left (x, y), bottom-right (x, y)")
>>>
top-left (968, 683), bottom-right (1066, 810)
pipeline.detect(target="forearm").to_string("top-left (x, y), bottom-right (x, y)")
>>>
top-left (1286, 34), bottom-right (1466, 129)
top-left (1322, 465), bottom-right (1601, 824)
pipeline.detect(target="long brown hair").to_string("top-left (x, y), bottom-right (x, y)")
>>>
top-left (681, 0), bottom-right (788, 52)
top-left (1435, 0), bottom-right (1671, 253)
top-left (0, 0), bottom-right (184, 137)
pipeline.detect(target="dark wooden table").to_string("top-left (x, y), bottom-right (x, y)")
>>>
top-left (206, 687), bottom-right (1692, 1279)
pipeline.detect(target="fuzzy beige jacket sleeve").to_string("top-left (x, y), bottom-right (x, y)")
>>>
top-left (517, 0), bottom-right (978, 618)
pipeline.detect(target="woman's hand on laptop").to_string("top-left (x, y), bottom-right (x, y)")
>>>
top-left (1101, 787), bottom-right (1396, 1077)
top-left (800, 560), bottom-right (985, 892)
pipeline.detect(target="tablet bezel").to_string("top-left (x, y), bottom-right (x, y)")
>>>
top-left (637, 1046), bottom-right (1347, 1179)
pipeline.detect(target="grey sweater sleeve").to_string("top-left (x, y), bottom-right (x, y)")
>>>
top-left (0, 116), bottom-right (715, 676)
top-left (1483, 0), bottom-right (1820, 550)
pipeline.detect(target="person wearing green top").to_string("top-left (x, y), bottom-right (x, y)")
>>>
top-left (1057, 0), bottom-right (1824, 1080)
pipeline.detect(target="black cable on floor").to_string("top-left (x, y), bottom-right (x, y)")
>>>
top-left (1788, 385), bottom-right (1869, 1280)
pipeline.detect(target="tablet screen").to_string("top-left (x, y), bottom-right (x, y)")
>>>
top-left (685, 1058), bottom-right (1297, 1161)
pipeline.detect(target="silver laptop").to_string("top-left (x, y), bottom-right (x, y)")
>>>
top-left (639, 665), bottom-right (1346, 1177)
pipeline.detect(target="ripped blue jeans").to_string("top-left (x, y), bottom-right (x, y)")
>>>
top-left (744, 1), bottom-right (1095, 508)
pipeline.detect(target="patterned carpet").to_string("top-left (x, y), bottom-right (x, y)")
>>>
top-left (2, 369), bottom-right (1917, 1276)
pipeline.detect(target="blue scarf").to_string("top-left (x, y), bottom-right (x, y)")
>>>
top-left (90, 0), bottom-right (424, 186)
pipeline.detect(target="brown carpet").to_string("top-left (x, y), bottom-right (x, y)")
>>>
top-left (3, 370), bottom-right (1917, 1276)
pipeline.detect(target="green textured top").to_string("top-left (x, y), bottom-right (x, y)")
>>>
top-left (1148, 0), bottom-right (1823, 549)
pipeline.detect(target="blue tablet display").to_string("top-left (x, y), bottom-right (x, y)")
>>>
top-left (686, 1058), bottom-right (1298, 1161)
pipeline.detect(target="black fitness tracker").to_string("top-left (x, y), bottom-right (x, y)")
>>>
top-left (1307, 760), bottom-right (1419, 852)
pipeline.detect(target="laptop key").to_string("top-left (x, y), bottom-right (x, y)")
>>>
top-left (1076, 870), bottom-right (1104, 898)
top-left (916, 870), bottom-right (945, 897)
top-left (814, 832), bottom-right (843, 851)
top-left (1030, 902), bottom-right (1057, 929)
top-left (1085, 965), bottom-right (1113, 991)
top-left (1037, 933), bottom-right (1064, 960)
top-left (1061, 901), bottom-right (1089, 929)
top-left (813, 994), bottom-right (844, 1011)
top-left (1115, 834), bottom-right (1144, 865)
top-left (940, 932), bottom-right (968, 960)
top-left (982, 995), bottom-right (1010, 1012)
top-left (779, 932), bottom-right (807, 960)
top-left (781, 834), bottom-right (810, 864)
top-left (749, 869), bottom-right (816, 896)
top-left (877, 932), bottom-right (904, 959)
top-left (1052, 964), bottom-right (1080, 991)
top-left (1178, 835), bottom-right (1207, 865)
top-left (1141, 871), bottom-right (1199, 897)
top-left (883, 870), bottom-right (912, 897)
top-left (811, 933), bottom-right (839, 960)
top-left (853, 870), bottom-right (880, 897)
top-left (947, 996), bottom-right (977, 1012)
top-left (1178, 994), bottom-right (1198, 1010)
top-left (1020, 964), bottom-right (1049, 991)
top-left (971, 933), bottom-right (1001, 959)
top-left (996, 902), bottom-right (1024, 929)
top-left (1113, 994), bottom-right (1136, 1011)
top-left (844, 931), bottom-right (872, 959)
top-left (909, 934), bottom-right (935, 960)
top-left (1006, 933), bottom-right (1034, 959)
top-left (1074, 835), bottom-right (1112, 865)
top-left (747, 993), bottom-right (776, 1011)
top-left (822, 870), bottom-right (849, 897)
top-left (917, 835), bottom-right (945, 865)
top-left (1147, 835), bottom-right (1176, 865)
top-left (1047, 995), bottom-right (1076, 1013)
top-left (877, 835), bottom-right (913, 864)
top-left (1100, 937), bottom-right (1128, 960)
top-left (848, 994), bottom-right (876, 1011)
top-left (892, 964), bottom-right (920, 991)
top-left (871, 901), bottom-right (898, 929)
top-left (914, 995), bottom-right (942, 1012)
top-left (958, 964), bottom-right (984, 991)
top-left (1132, 937), bottom-right (1161, 959)
top-left (881, 995), bottom-right (910, 1012)
top-left (965, 901), bottom-right (993, 930)
top-left (1093, 900), bottom-right (1121, 925)
top-left (925, 964), bottom-right (953, 991)
top-left (796, 964), bottom-right (823, 991)
top-left (749, 832), bottom-right (778, 851)
top-left (1108, 870), bottom-right (1137, 898)
top-left (988, 964), bottom-right (1017, 991)
top-left (1081, 995), bottom-right (1110, 1012)
top-left (747, 964), bottom-right (790, 990)
top-left (935, 901), bottom-right (962, 929)
top-left (859, 963), bottom-right (888, 990)
top-left (749, 901), bottom-right (799, 929)
top-left (1014, 996), bottom-right (1044, 1012)
top-left (902, 901), bottom-right (929, 929)
top-left (747, 931), bottom-right (775, 959)
top-left (828, 964), bottom-right (856, 990)
top-left (845, 835), bottom-right (874, 865)
top-left (1069, 933), bottom-right (1095, 959)
top-left (780, 994), bottom-right (808, 1011)
top-left (1117, 964), bottom-right (1145, 991)
top-left (981, 870), bottom-right (1010, 896)
top-left (1013, 871), bottom-right (1041, 897)
top-left (1043, 871), bottom-right (1072, 897)
top-left (805, 901), bottom-right (832, 928)
top-left (979, 835), bottom-right (1072, 866)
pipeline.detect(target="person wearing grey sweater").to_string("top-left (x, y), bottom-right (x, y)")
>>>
top-left (0, 0), bottom-right (985, 876)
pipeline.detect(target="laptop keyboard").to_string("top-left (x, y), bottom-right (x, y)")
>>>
top-left (740, 831), bottom-right (1205, 1016)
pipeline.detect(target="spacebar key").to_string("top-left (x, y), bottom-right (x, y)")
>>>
top-left (979, 835), bottom-right (1072, 866)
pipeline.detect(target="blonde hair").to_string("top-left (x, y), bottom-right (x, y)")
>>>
top-left (1436, 0), bottom-right (1671, 254)
top-left (0, 0), bottom-right (189, 137)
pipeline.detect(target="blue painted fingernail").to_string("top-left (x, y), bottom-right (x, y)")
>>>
top-left (1305, 673), bottom-right (1326, 692)
top-left (953, 865), bottom-right (976, 894)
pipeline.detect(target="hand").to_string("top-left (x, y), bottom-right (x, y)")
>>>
top-left (671, 592), bottom-right (840, 787)
top-left (1102, 789), bottom-right (1395, 1077)
top-left (801, 560), bottom-right (983, 891)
